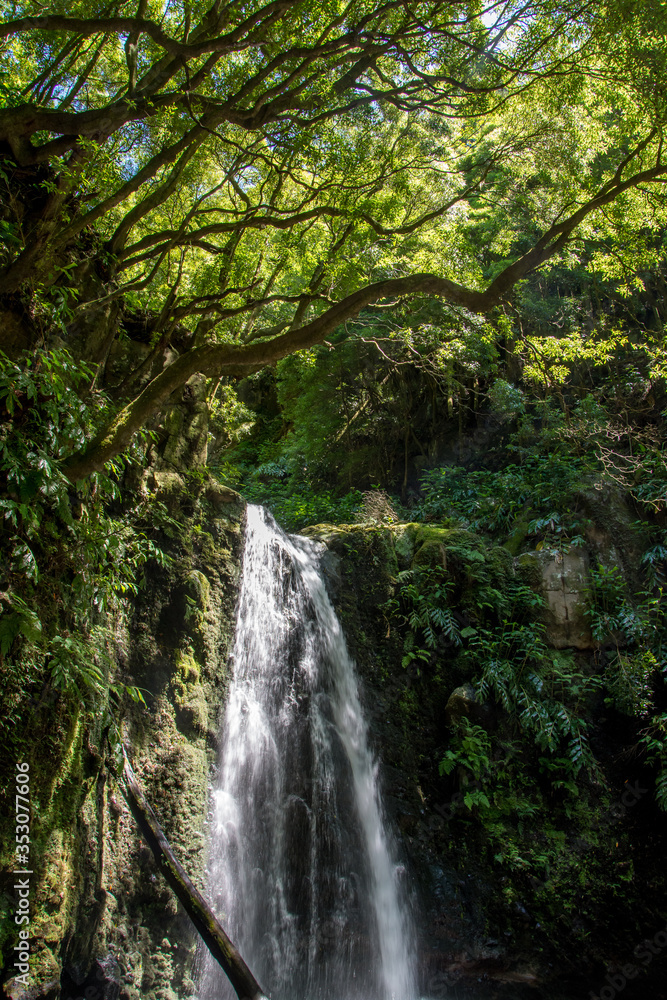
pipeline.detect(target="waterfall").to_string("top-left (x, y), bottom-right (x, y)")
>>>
top-left (197, 505), bottom-right (417, 1000)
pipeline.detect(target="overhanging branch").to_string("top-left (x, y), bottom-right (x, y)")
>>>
top-left (59, 145), bottom-right (667, 484)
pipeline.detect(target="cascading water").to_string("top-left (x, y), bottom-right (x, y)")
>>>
top-left (197, 505), bottom-right (417, 1000)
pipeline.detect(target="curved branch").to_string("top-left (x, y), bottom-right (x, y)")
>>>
top-left (60, 147), bottom-right (667, 483)
top-left (0, 15), bottom-right (243, 59)
top-left (61, 273), bottom-right (486, 481)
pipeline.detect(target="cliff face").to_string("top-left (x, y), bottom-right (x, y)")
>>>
top-left (4, 479), bottom-right (666, 1000)
top-left (2, 475), bottom-right (245, 1000)
top-left (305, 504), bottom-right (667, 999)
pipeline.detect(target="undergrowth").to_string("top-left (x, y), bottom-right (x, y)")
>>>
top-left (0, 349), bottom-right (168, 781)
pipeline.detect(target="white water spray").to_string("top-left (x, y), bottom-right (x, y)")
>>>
top-left (198, 505), bottom-right (416, 1000)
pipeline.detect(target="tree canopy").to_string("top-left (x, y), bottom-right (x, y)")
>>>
top-left (0, 0), bottom-right (666, 478)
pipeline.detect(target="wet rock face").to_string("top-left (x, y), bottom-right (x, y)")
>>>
top-left (445, 683), bottom-right (480, 724)
top-left (73, 484), bottom-right (246, 1000)
top-left (61, 954), bottom-right (121, 1000)
top-left (305, 496), bottom-right (661, 998)
top-left (304, 522), bottom-right (510, 990)
top-left (3, 479), bottom-right (245, 1000)
top-left (157, 374), bottom-right (210, 471)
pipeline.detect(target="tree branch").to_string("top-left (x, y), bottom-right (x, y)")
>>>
top-left (60, 147), bottom-right (667, 483)
top-left (0, 15), bottom-right (243, 59)
top-left (121, 749), bottom-right (267, 1000)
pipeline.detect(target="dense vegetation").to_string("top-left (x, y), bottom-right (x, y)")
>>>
top-left (1, 0), bottom-right (667, 994)
top-left (1, 0), bottom-right (667, 475)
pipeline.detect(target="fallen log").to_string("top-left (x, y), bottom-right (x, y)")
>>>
top-left (121, 747), bottom-right (267, 1000)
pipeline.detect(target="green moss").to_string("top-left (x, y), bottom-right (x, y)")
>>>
top-left (0, 471), bottom-right (246, 997)
top-left (1, 704), bottom-right (100, 992)
top-left (393, 523), bottom-right (419, 567)
top-left (415, 525), bottom-right (483, 549)
top-left (503, 519), bottom-right (531, 556)
top-left (170, 650), bottom-right (210, 734)
top-left (487, 545), bottom-right (514, 579)
top-left (175, 648), bottom-right (201, 684)
top-left (516, 550), bottom-right (542, 588)
top-left (415, 528), bottom-right (481, 568)
top-left (185, 570), bottom-right (211, 611)
top-left (176, 684), bottom-right (209, 733)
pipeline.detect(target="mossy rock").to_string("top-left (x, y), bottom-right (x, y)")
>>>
top-left (184, 570), bottom-right (210, 610)
top-left (445, 683), bottom-right (477, 723)
top-left (5, 948), bottom-right (61, 999)
top-left (412, 526), bottom-right (450, 569)
top-left (393, 523), bottom-right (420, 568)
top-left (305, 523), bottom-right (399, 583)
top-left (204, 480), bottom-right (243, 508)
top-left (487, 545), bottom-right (514, 579)
top-left (175, 683), bottom-right (209, 734)
top-left (138, 470), bottom-right (186, 513)
top-left (516, 551), bottom-right (543, 589)
top-left (174, 648), bottom-right (201, 683)
top-left (172, 650), bottom-right (208, 732)
top-left (503, 519), bottom-right (531, 556)
top-left (1, 470), bottom-right (245, 1000)
top-left (411, 526), bottom-right (486, 572)
top-left (300, 522), bottom-right (347, 544)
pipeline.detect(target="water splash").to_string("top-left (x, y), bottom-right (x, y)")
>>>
top-left (197, 505), bottom-right (416, 1000)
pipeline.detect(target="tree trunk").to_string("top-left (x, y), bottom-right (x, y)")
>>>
top-left (402, 424), bottom-right (410, 501)
top-left (121, 750), bottom-right (267, 1000)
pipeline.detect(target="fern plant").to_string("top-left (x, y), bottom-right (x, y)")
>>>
top-left (397, 566), bottom-right (461, 669)
top-left (0, 594), bottom-right (42, 657)
top-left (464, 582), bottom-right (597, 778)
top-left (584, 563), bottom-right (664, 717)
top-left (440, 717), bottom-right (492, 785)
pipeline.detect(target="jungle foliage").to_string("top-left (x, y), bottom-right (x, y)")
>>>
top-left (1, 0), bottom-right (667, 478)
top-left (1, 0), bottom-right (667, 945)
top-left (0, 347), bottom-right (169, 779)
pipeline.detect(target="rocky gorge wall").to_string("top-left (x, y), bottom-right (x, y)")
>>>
top-left (305, 491), bottom-right (667, 999)
top-left (3, 476), bottom-right (667, 1000)
top-left (1, 474), bottom-right (245, 1000)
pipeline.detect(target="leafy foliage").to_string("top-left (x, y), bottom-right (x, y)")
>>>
top-left (397, 566), bottom-right (461, 668)
top-left (391, 528), bottom-right (598, 779)
top-left (418, 453), bottom-right (591, 544)
top-left (0, 349), bottom-right (165, 757)
top-left (467, 590), bottom-right (596, 776)
top-left (0, 2), bottom-right (666, 477)
top-left (232, 476), bottom-right (363, 533)
top-left (584, 563), bottom-right (664, 718)
top-left (440, 718), bottom-right (492, 787)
